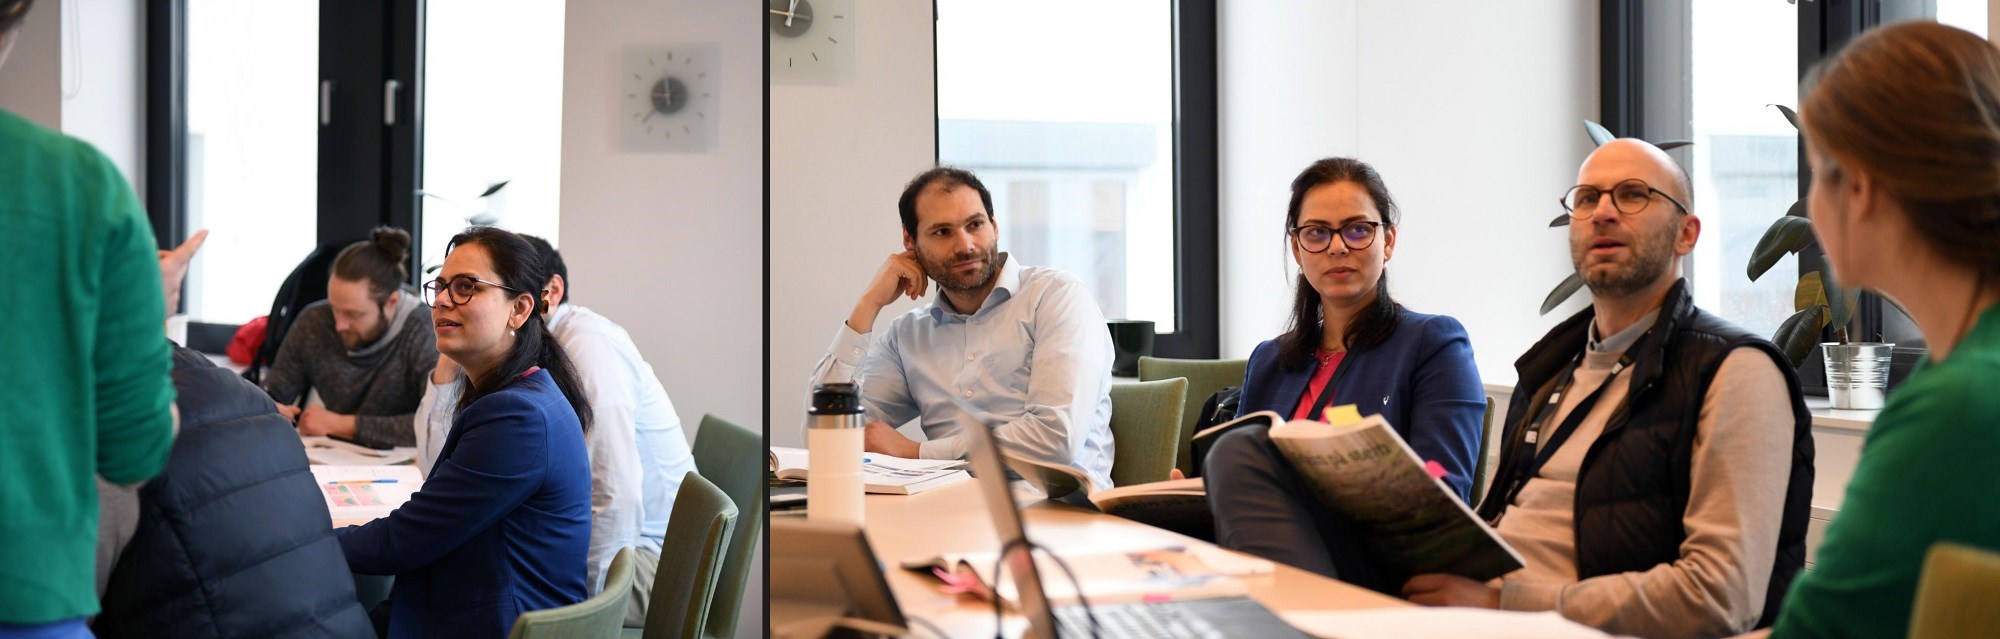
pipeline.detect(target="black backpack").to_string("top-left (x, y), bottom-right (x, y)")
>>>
top-left (1186, 385), bottom-right (1242, 477)
top-left (244, 242), bottom-right (344, 385)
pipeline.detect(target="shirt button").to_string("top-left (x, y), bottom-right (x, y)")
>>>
top-left (964, 390), bottom-right (974, 398)
top-left (966, 354), bottom-right (975, 361)
top-left (851, 348), bottom-right (863, 355)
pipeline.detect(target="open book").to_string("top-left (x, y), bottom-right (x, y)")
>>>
top-left (1000, 411), bottom-right (1283, 541)
top-left (768, 446), bottom-right (971, 495)
top-left (1012, 407), bottom-right (1523, 581)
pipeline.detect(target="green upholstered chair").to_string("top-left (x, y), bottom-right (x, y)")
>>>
top-left (629, 473), bottom-right (738, 639)
top-left (1137, 356), bottom-right (1249, 476)
top-left (1108, 377), bottom-right (1188, 487)
top-left (1908, 542), bottom-right (2000, 639)
top-left (687, 414), bottom-right (764, 639)
top-left (507, 547), bottom-right (637, 639)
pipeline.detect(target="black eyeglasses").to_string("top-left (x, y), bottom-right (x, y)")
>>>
top-left (422, 275), bottom-right (527, 307)
top-left (1560, 179), bottom-right (1689, 219)
top-left (1290, 221), bottom-right (1385, 253)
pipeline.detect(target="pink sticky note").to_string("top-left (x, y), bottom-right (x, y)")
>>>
top-left (1424, 460), bottom-right (1448, 480)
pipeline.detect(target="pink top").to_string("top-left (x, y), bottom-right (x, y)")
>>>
top-left (1290, 349), bottom-right (1348, 422)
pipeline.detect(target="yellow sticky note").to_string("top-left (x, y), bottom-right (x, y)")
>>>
top-left (1321, 404), bottom-right (1363, 426)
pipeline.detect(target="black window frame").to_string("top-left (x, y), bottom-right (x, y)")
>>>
top-left (929, 0), bottom-right (1220, 359)
top-left (1601, 0), bottom-right (1932, 393)
top-left (146, 0), bottom-right (425, 352)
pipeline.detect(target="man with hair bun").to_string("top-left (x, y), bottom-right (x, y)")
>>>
top-left (262, 227), bottom-right (439, 448)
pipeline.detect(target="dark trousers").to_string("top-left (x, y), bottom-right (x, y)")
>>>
top-left (1203, 424), bottom-right (1405, 596)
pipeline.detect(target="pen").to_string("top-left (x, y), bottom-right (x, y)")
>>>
top-left (325, 479), bottom-right (399, 484)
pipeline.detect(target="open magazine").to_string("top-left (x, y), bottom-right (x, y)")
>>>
top-left (1009, 406), bottom-right (1523, 581)
top-left (768, 446), bottom-right (971, 495)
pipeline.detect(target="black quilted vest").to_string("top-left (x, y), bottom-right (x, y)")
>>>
top-left (1476, 280), bottom-right (1814, 628)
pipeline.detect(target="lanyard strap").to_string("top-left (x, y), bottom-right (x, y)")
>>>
top-left (1304, 349), bottom-right (1356, 422)
top-left (1492, 349), bottom-right (1635, 520)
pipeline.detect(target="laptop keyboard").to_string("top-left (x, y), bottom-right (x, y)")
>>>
top-left (1053, 601), bottom-right (1225, 639)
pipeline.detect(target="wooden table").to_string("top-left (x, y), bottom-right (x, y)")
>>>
top-left (774, 480), bottom-right (1408, 637)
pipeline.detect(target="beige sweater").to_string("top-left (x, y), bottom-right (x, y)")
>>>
top-left (1492, 312), bottom-right (1795, 639)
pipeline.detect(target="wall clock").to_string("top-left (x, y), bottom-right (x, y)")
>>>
top-left (620, 43), bottom-right (719, 152)
top-left (768, 0), bottom-right (854, 85)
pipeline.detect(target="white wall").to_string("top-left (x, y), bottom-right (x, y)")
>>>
top-left (60, 0), bottom-right (144, 188)
top-left (769, 0), bottom-right (938, 448)
top-left (0, 0), bottom-right (145, 195)
top-left (559, 3), bottom-right (763, 637)
top-left (1220, 1), bottom-right (1600, 386)
top-left (0, 0), bottom-right (61, 129)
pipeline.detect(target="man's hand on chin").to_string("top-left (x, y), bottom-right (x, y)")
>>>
top-left (862, 420), bottom-right (921, 459)
top-left (1403, 574), bottom-right (1502, 609)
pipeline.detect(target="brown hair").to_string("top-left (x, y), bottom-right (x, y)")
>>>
top-left (1802, 20), bottom-right (2000, 277)
top-left (1276, 157), bottom-right (1403, 371)
top-left (0, 0), bottom-right (32, 34)
top-left (331, 227), bottom-right (412, 304)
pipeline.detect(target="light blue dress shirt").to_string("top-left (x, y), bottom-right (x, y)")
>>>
top-left (818, 257), bottom-right (1117, 491)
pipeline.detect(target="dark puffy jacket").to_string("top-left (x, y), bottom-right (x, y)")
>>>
top-left (95, 346), bottom-right (374, 639)
top-left (1478, 279), bottom-right (1814, 629)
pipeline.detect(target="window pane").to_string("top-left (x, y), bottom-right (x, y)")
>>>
top-left (421, 0), bottom-right (567, 273)
top-left (183, 0), bottom-right (318, 325)
top-left (1689, 0), bottom-right (1799, 340)
top-left (1936, 0), bottom-right (1988, 39)
top-left (936, 0), bottom-right (1177, 332)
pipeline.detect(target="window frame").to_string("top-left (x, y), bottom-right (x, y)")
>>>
top-left (146, 0), bottom-right (426, 352)
top-left (929, 0), bottom-right (1220, 359)
top-left (1601, 0), bottom-right (1931, 393)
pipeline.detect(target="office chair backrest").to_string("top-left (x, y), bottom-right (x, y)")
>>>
top-left (642, 473), bottom-right (738, 639)
top-left (246, 242), bottom-right (344, 384)
top-left (1138, 356), bottom-right (1249, 476)
top-left (1909, 542), bottom-right (2000, 639)
top-left (506, 547), bottom-right (637, 639)
top-left (1108, 377), bottom-right (1188, 487)
top-left (691, 414), bottom-right (764, 638)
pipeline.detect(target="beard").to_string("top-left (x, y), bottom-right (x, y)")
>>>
top-left (1572, 222), bottom-right (1677, 300)
top-left (917, 244), bottom-right (1002, 293)
top-left (339, 308), bottom-right (391, 350)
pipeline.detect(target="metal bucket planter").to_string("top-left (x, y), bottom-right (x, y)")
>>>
top-left (1822, 342), bottom-right (1895, 410)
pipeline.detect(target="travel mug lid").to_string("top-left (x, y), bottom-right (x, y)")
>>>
top-left (809, 382), bottom-right (863, 415)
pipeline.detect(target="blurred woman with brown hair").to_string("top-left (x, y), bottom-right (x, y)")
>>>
top-left (1772, 20), bottom-right (2000, 638)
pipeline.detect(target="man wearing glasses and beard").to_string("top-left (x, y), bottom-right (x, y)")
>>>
top-left (810, 167), bottom-right (1117, 493)
top-left (1401, 139), bottom-right (1814, 639)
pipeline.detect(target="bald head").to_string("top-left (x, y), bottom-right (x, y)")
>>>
top-left (1577, 138), bottom-right (1693, 212)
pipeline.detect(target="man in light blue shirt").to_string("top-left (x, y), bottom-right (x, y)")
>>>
top-left (413, 236), bottom-right (697, 626)
top-left (816, 167), bottom-right (1116, 491)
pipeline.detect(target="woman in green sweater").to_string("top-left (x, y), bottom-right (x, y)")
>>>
top-left (1768, 20), bottom-right (2000, 639)
top-left (0, 1), bottom-right (178, 636)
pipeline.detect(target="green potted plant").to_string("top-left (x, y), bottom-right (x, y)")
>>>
top-left (1748, 105), bottom-right (1891, 409)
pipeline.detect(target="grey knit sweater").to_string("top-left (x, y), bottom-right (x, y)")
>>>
top-left (260, 291), bottom-right (436, 447)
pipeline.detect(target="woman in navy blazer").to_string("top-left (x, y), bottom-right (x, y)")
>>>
top-left (1206, 157), bottom-right (1486, 596)
top-left (337, 227), bottom-right (595, 638)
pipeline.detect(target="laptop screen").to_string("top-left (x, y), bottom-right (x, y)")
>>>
top-left (961, 422), bottom-right (1063, 639)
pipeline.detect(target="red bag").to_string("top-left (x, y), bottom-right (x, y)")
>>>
top-left (228, 316), bottom-right (269, 366)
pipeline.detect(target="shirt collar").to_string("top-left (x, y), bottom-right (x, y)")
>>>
top-left (927, 253), bottom-right (1020, 322)
top-left (1589, 308), bottom-right (1660, 353)
top-left (549, 303), bottom-right (574, 331)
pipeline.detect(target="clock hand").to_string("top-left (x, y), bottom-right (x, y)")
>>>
top-left (768, 9), bottom-right (811, 21)
top-left (786, 0), bottom-right (800, 27)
